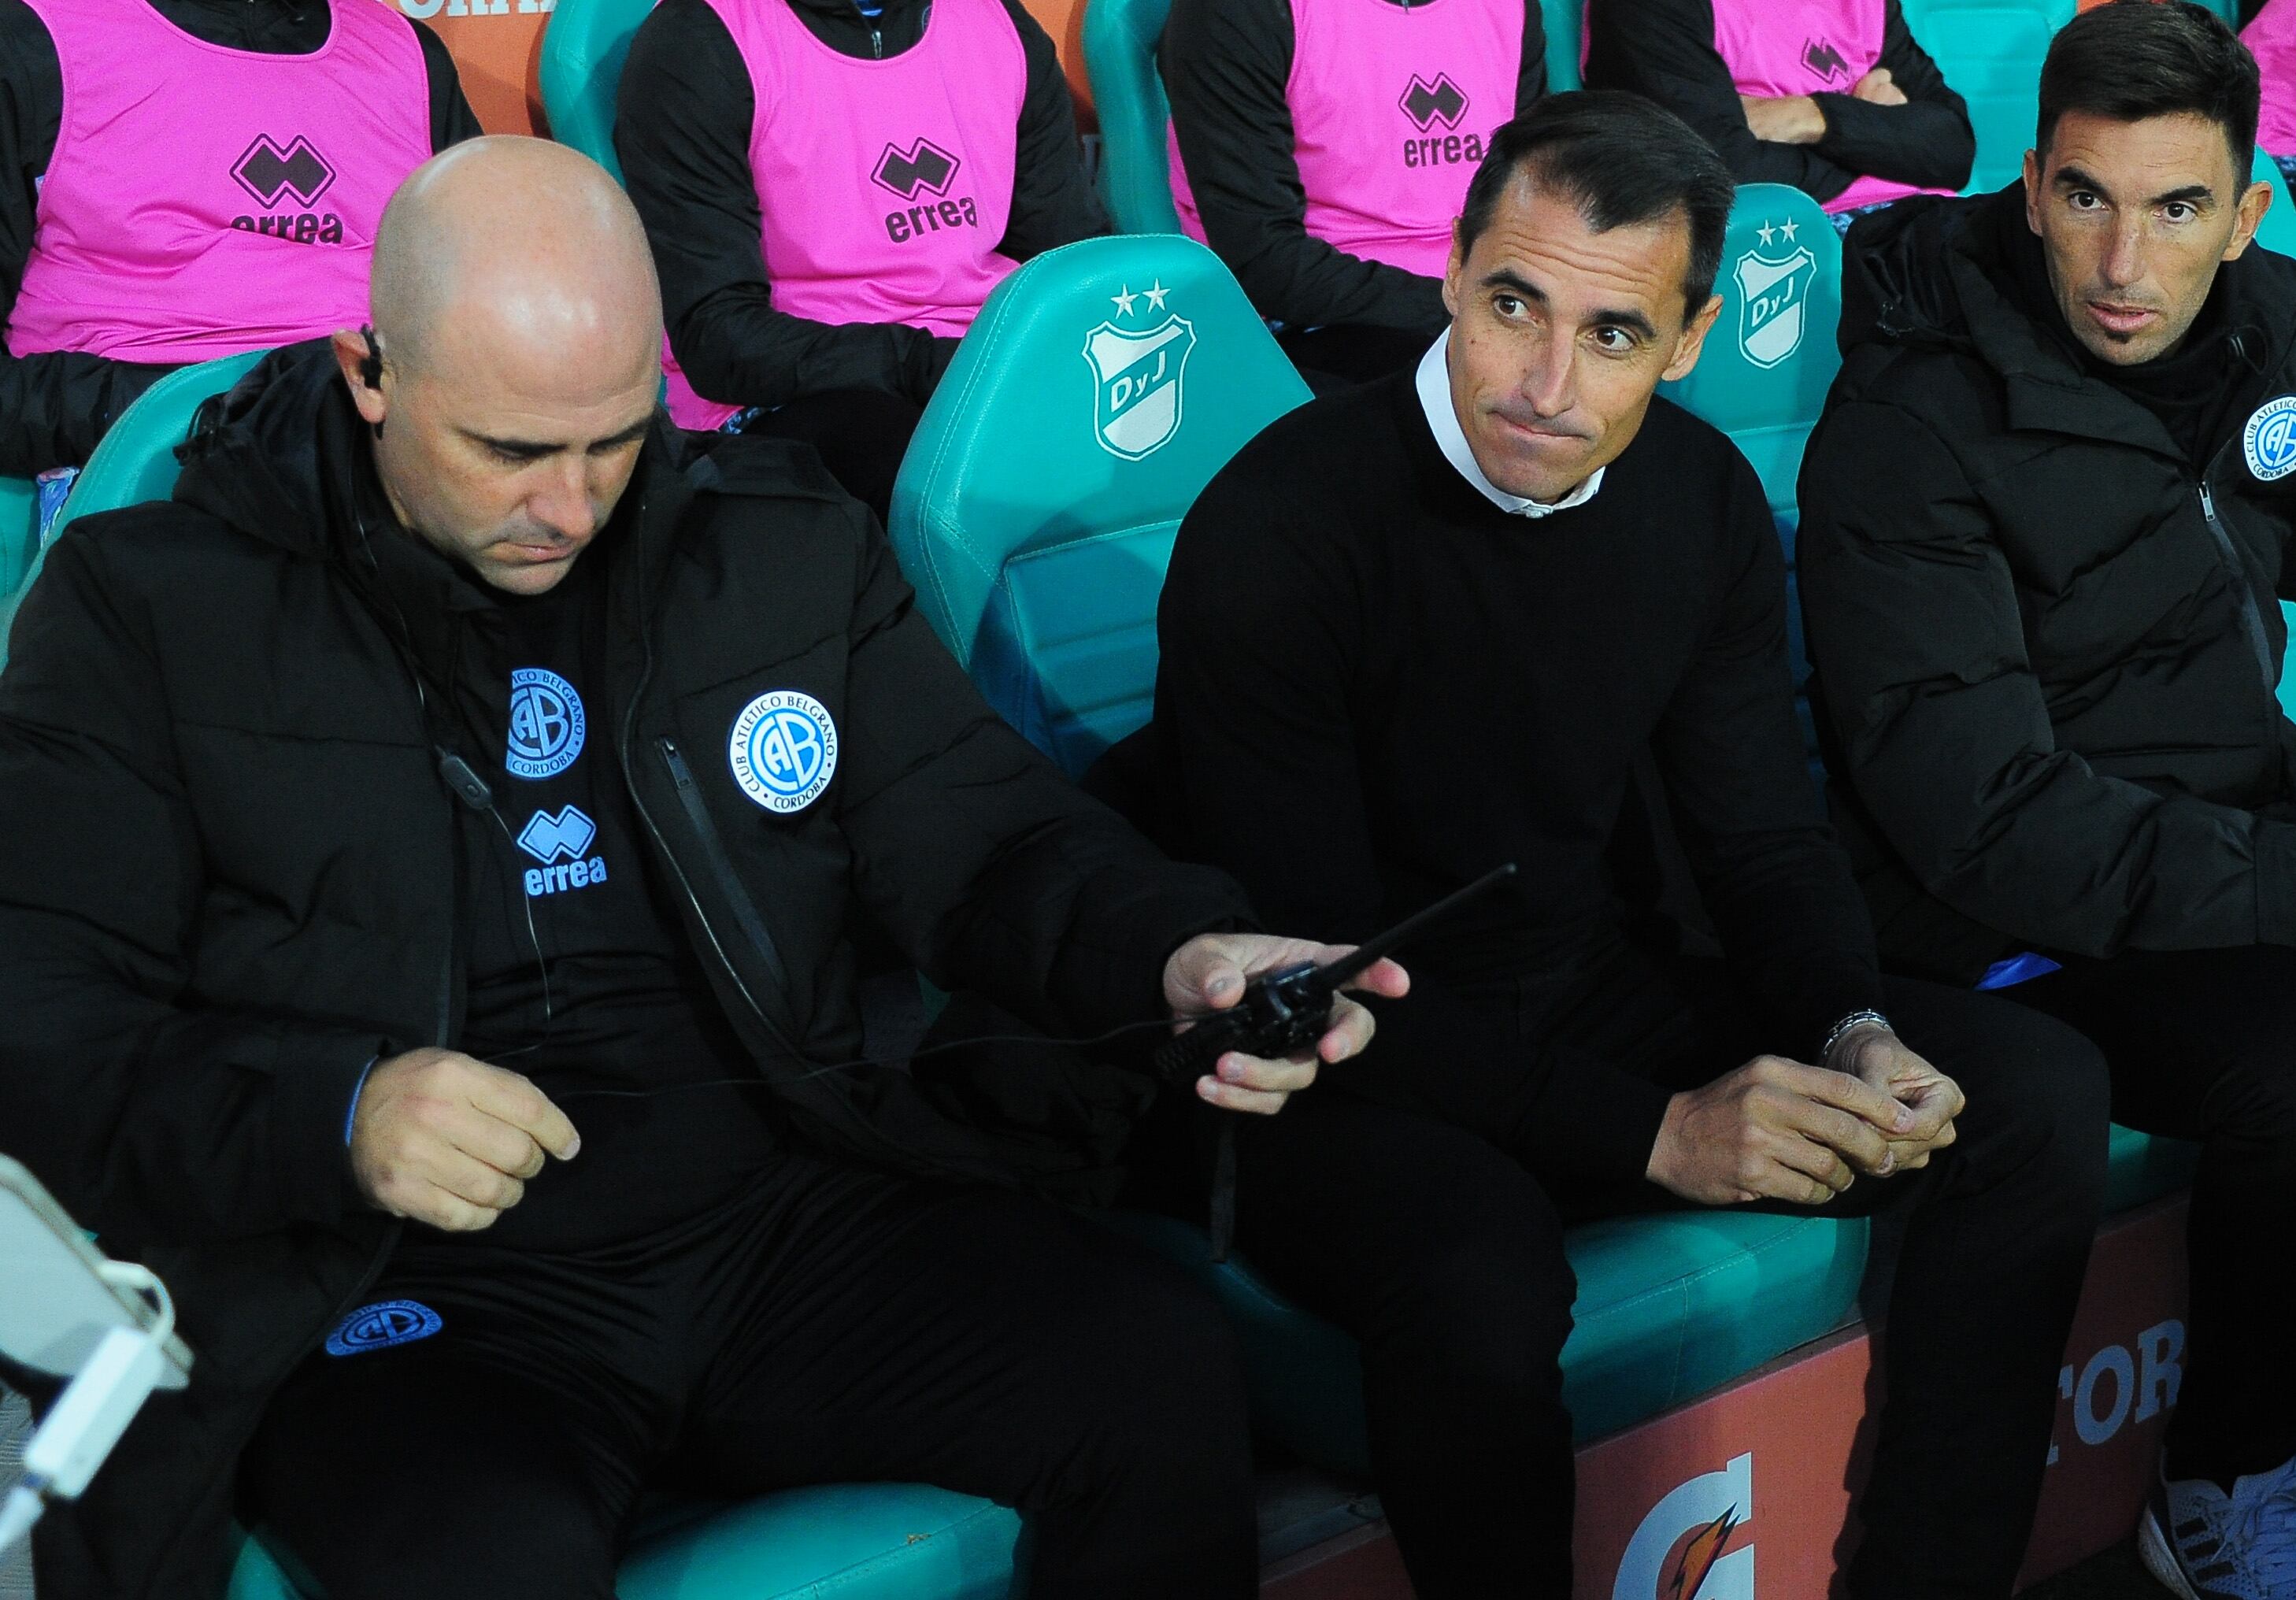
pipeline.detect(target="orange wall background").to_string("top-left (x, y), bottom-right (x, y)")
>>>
top-left (392, 0), bottom-right (1101, 139)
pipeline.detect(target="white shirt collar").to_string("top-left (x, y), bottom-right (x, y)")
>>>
top-left (1415, 328), bottom-right (1604, 518)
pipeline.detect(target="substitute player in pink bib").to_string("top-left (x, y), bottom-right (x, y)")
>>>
top-left (1163, 0), bottom-right (1548, 386)
top-left (0, 0), bottom-right (476, 480)
top-left (1585, 0), bottom-right (1971, 218)
top-left (619, 0), bottom-right (1103, 520)
top-left (2249, 0), bottom-right (2296, 179)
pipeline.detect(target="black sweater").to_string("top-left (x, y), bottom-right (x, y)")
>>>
top-left (1147, 370), bottom-right (1885, 1180)
top-left (617, 0), bottom-right (1104, 413)
top-left (1160, 0), bottom-right (1546, 335)
top-left (0, 0), bottom-right (478, 476)
top-left (1583, 0), bottom-right (1972, 206)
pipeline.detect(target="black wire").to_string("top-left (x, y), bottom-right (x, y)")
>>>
top-left (552, 1016), bottom-right (1178, 1101)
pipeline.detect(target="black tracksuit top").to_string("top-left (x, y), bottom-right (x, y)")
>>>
top-left (0, 0), bottom-right (480, 477)
top-left (1146, 369), bottom-right (1887, 1182)
top-left (0, 341), bottom-right (1247, 1598)
top-left (360, 486), bottom-right (783, 1251)
top-left (1798, 187), bottom-right (2296, 981)
top-left (1582, 0), bottom-right (1973, 207)
top-left (617, 0), bottom-right (1105, 415)
top-left (1159, 0), bottom-right (1548, 336)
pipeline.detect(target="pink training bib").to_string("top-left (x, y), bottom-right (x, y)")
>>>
top-left (666, 0), bottom-right (1027, 431)
top-left (2250, 0), bottom-right (2296, 161)
top-left (1170, 0), bottom-right (1524, 282)
top-left (6, 0), bottom-right (432, 365)
top-left (1710, 0), bottom-right (1953, 213)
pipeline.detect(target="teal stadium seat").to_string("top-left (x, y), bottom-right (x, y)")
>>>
top-left (1542, 0), bottom-right (1583, 92)
top-left (1661, 182), bottom-right (1842, 533)
top-left (2251, 144), bottom-right (2296, 259)
top-left (539, 0), bottom-right (657, 183)
top-left (0, 348), bottom-right (1029, 1600)
top-left (1085, 0), bottom-right (1585, 236)
top-left (0, 350), bottom-right (266, 672)
top-left (1901, 0), bottom-right (2073, 194)
top-left (230, 1486), bottom-right (1024, 1600)
top-left (1083, 0), bottom-right (1183, 234)
top-left (0, 476), bottom-right (35, 599)
top-left (891, 232), bottom-right (1311, 775)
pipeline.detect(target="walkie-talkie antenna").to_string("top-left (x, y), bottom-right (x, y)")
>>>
top-left (1312, 862), bottom-right (1519, 991)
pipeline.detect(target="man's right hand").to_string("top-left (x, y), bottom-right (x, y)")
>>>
top-left (348, 1048), bottom-right (581, 1231)
top-left (1646, 1056), bottom-right (1917, 1207)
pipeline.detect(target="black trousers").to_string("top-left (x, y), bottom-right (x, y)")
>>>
top-left (240, 1153), bottom-right (1257, 1599)
top-left (1276, 324), bottom-right (1432, 394)
top-left (2005, 943), bottom-right (2296, 1483)
top-left (739, 387), bottom-right (925, 527)
top-left (1225, 947), bottom-right (2111, 1600)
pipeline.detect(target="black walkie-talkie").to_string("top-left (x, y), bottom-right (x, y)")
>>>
top-left (1159, 863), bottom-right (1519, 1260)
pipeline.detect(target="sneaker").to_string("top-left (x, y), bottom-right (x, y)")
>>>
top-left (2141, 1458), bottom-right (2296, 1599)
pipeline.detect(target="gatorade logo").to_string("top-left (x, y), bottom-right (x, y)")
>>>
top-left (227, 135), bottom-right (346, 246)
top-left (1614, 1453), bottom-right (1753, 1600)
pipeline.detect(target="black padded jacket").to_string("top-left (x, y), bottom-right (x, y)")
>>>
top-left (0, 343), bottom-right (1246, 1598)
top-left (1797, 187), bottom-right (2296, 983)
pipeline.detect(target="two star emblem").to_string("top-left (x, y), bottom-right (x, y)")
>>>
top-left (1110, 280), bottom-right (1171, 317)
top-left (1753, 219), bottom-right (1802, 249)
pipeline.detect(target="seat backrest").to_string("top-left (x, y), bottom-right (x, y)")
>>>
top-left (890, 234), bottom-right (1309, 775)
top-left (0, 476), bottom-right (35, 598)
top-left (46, 351), bottom-right (270, 542)
top-left (1899, 0), bottom-right (2062, 193)
top-left (1542, 0), bottom-right (1583, 91)
top-left (538, 0), bottom-right (658, 185)
top-left (1084, 0), bottom-right (1183, 235)
top-left (1659, 183), bottom-right (1842, 534)
top-left (1, 350), bottom-right (268, 672)
top-left (2253, 144), bottom-right (2296, 258)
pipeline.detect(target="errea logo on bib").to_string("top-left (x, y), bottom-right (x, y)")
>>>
top-left (2245, 396), bottom-right (2296, 482)
top-left (729, 691), bottom-right (839, 814)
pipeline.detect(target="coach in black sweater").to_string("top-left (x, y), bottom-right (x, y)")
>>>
top-left (1132, 94), bottom-right (2109, 1598)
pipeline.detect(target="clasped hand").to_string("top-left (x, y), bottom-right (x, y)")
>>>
top-left (1646, 1025), bottom-right (1964, 1207)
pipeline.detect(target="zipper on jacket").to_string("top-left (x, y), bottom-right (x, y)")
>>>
top-left (2197, 476), bottom-right (2279, 692)
top-left (659, 737), bottom-right (796, 999)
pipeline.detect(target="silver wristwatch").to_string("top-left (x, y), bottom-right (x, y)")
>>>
top-left (1821, 1009), bottom-right (1892, 1065)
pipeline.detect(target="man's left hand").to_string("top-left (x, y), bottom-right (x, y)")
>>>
top-left (1162, 933), bottom-right (1410, 1116)
top-left (1828, 1024), bottom-right (1965, 1170)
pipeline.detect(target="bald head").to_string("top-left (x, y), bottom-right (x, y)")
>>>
top-left (370, 135), bottom-right (661, 385)
top-left (340, 136), bottom-right (668, 597)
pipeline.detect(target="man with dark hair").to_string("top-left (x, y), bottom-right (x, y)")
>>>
top-left (617, 0), bottom-right (1104, 520)
top-left (1583, 0), bottom-right (1972, 223)
top-left (1795, 2), bottom-right (2296, 1589)
top-left (1126, 91), bottom-right (2110, 1598)
top-left (1160, 0), bottom-right (1548, 387)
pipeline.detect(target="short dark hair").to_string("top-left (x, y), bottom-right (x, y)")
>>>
top-left (2038, 0), bottom-right (2261, 178)
top-left (1456, 91), bottom-right (1736, 313)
